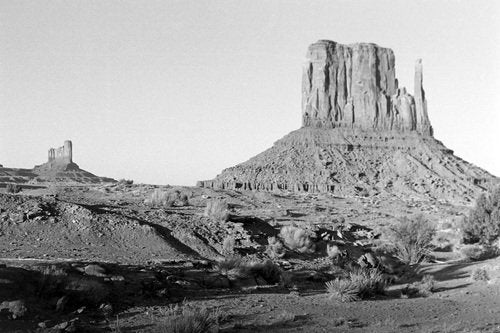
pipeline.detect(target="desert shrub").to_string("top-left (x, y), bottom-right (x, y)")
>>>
top-left (204, 199), bottom-right (229, 222)
top-left (248, 260), bottom-right (282, 284)
top-left (387, 215), bottom-right (435, 265)
top-left (146, 188), bottom-right (189, 207)
top-left (462, 187), bottom-right (500, 244)
top-left (471, 267), bottom-right (489, 282)
top-left (417, 274), bottom-right (435, 296)
top-left (221, 235), bottom-right (235, 255)
top-left (6, 183), bottom-right (21, 193)
top-left (400, 274), bottom-right (436, 298)
top-left (348, 267), bottom-right (386, 298)
top-left (279, 226), bottom-right (316, 253)
top-left (118, 179), bottom-right (133, 185)
top-left (148, 189), bottom-right (177, 207)
top-left (178, 193), bottom-right (189, 207)
top-left (215, 258), bottom-right (282, 285)
top-left (214, 256), bottom-right (244, 276)
top-left (265, 236), bottom-right (286, 259)
top-left (157, 302), bottom-right (222, 333)
top-left (460, 244), bottom-right (498, 261)
top-left (326, 279), bottom-right (360, 302)
top-left (326, 268), bottom-right (386, 302)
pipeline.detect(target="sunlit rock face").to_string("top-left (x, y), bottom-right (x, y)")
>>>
top-left (301, 40), bottom-right (432, 136)
top-left (198, 40), bottom-right (497, 203)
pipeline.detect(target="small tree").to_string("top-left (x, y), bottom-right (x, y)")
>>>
top-left (462, 187), bottom-right (500, 244)
top-left (388, 215), bottom-right (435, 265)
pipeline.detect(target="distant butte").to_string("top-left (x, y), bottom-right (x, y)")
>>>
top-left (1, 140), bottom-right (115, 186)
top-left (198, 40), bottom-right (498, 203)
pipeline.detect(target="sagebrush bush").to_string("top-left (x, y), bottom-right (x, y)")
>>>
top-left (326, 268), bottom-right (386, 302)
top-left (417, 274), bottom-right (436, 296)
top-left (6, 183), bottom-right (21, 194)
top-left (279, 226), bottom-right (316, 253)
top-left (204, 199), bottom-right (229, 222)
top-left (265, 236), bottom-right (286, 259)
top-left (471, 267), bottom-right (489, 282)
top-left (157, 302), bottom-right (222, 333)
top-left (387, 215), bottom-right (435, 265)
top-left (462, 187), bottom-right (500, 244)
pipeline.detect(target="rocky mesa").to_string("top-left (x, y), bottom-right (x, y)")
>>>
top-left (1, 140), bottom-right (115, 185)
top-left (198, 40), bottom-right (498, 203)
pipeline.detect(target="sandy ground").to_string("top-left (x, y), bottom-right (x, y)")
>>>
top-left (0, 184), bottom-right (498, 332)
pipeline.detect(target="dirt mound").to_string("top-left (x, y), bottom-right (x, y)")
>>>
top-left (0, 193), bottom-right (196, 263)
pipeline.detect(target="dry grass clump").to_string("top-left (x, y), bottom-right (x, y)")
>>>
top-left (215, 256), bottom-right (244, 276)
top-left (6, 183), bottom-right (21, 194)
top-left (326, 268), bottom-right (386, 302)
top-left (265, 236), bottom-right (286, 259)
top-left (400, 274), bottom-right (436, 298)
top-left (460, 244), bottom-right (498, 261)
top-left (387, 215), bottom-right (435, 265)
top-left (155, 302), bottom-right (223, 333)
top-left (279, 226), bottom-right (316, 254)
top-left (326, 279), bottom-right (360, 302)
top-left (214, 258), bottom-right (282, 285)
top-left (204, 199), bottom-right (229, 222)
top-left (471, 267), bottom-right (489, 282)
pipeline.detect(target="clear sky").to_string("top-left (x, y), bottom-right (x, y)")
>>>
top-left (1, 0), bottom-right (499, 185)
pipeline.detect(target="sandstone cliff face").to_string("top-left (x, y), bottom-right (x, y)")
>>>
top-left (302, 40), bottom-right (432, 135)
top-left (199, 40), bottom-right (498, 203)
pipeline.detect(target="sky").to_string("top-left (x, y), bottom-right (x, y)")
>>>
top-left (1, 0), bottom-right (499, 185)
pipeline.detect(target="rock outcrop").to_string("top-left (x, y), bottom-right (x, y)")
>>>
top-left (1, 140), bottom-right (115, 185)
top-left (48, 140), bottom-right (73, 164)
top-left (301, 40), bottom-right (432, 135)
top-left (198, 40), bottom-right (498, 203)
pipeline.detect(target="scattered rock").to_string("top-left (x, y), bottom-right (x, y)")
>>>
top-left (56, 295), bottom-right (69, 312)
top-left (0, 300), bottom-right (27, 319)
top-left (84, 264), bottom-right (107, 277)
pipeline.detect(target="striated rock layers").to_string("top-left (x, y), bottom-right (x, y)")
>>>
top-left (198, 40), bottom-right (497, 203)
top-left (1, 140), bottom-right (115, 185)
top-left (302, 40), bottom-right (432, 135)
